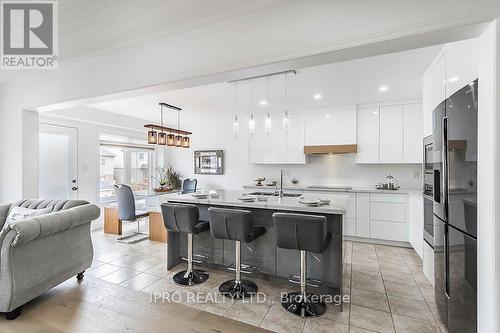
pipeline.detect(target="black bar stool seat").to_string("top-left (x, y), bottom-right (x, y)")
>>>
top-left (161, 202), bottom-right (209, 286)
top-left (208, 207), bottom-right (266, 299)
top-left (273, 212), bottom-right (331, 318)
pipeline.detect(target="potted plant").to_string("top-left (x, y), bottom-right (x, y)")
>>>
top-left (153, 165), bottom-right (182, 192)
top-left (165, 164), bottom-right (183, 190)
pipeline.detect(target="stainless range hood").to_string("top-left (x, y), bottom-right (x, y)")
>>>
top-left (303, 144), bottom-right (357, 154)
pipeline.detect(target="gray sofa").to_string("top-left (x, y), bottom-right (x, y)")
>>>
top-left (0, 199), bottom-right (100, 320)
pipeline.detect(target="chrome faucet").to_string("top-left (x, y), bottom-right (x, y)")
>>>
top-left (278, 169), bottom-right (285, 197)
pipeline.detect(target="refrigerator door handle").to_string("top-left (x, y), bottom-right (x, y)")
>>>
top-left (444, 228), bottom-right (450, 299)
top-left (442, 116), bottom-right (448, 221)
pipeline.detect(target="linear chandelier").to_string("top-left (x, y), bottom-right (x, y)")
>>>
top-left (145, 102), bottom-right (191, 148)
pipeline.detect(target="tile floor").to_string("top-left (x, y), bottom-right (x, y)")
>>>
top-left (89, 230), bottom-right (447, 333)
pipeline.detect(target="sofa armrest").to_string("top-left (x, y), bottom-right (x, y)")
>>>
top-left (0, 204), bottom-right (100, 247)
top-left (0, 203), bottom-right (12, 228)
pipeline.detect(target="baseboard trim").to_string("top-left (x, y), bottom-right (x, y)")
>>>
top-left (344, 236), bottom-right (412, 248)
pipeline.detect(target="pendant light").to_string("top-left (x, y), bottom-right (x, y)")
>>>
top-left (264, 76), bottom-right (271, 136)
top-left (167, 132), bottom-right (175, 146)
top-left (249, 81), bottom-right (255, 136)
top-left (157, 104), bottom-right (166, 145)
top-left (147, 126), bottom-right (157, 144)
top-left (182, 136), bottom-right (190, 148)
top-left (175, 108), bottom-right (183, 147)
top-left (283, 73), bottom-right (289, 133)
top-left (233, 81), bottom-right (239, 139)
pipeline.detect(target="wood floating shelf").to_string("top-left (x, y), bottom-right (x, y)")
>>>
top-left (144, 124), bottom-right (192, 135)
top-left (304, 144), bottom-right (358, 155)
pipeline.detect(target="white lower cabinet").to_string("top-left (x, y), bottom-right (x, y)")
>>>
top-left (300, 189), bottom-right (411, 243)
top-left (342, 194), bottom-right (357, 236)
top-left (370, 220), bottom-right (408, 242)
top-left (423, 240), bottom-right (434, 286)
top-left (369, 193), bottom-right (408, 242)
top-left (356, 193), bottom-right (370, 238)
top-left (344, 192), bottom-right (409, 243)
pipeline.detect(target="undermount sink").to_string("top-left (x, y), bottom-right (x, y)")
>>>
top-left (248, 191), bottom-right (302, 197)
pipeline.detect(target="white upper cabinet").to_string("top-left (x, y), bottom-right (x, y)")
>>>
top-left (422, 69), bottom-right (433, 138)
top-left (445, 38), bottom-right (479, 99)
top-left (379, 105), bottom-right (403, 163)
top-left (304, 105), bottom-right (357, 145)
top-left (286, 112), bottom-right (306, 164)
top-left (357, 107), bottom-right (380, 163)
top-left (248, 112), bottom-right (305, 164)
top-left (358, 103), bottom-right (422, 164)
top-left (431, 53), bottom-right (446, 110)
top-left (403, 104), bottom-right (423, 163)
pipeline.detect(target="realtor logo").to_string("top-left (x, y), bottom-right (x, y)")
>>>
top-left (1, 1), bottom-right (58, 69)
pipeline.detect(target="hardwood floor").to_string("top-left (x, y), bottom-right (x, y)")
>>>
top-left (0, 276), bottom-right (271, 333)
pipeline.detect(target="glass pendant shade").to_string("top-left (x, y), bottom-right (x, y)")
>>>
top-left (147, 130), bottom-right (157, 144)
top-left (167, 133), bottom-right (175, 146)
top-left (182, 136), bottom-right (190, 148)
top-left (265, 113), bottom-right (272, 134)
top-left (175, 135), bottom-right (183, 147)
top-left (158, 132), bottom-right (167, 145)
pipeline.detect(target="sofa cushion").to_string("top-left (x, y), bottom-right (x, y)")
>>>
top-left (4, 206), bottom-right (52, 227)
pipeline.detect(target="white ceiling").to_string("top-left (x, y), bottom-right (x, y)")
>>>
top-left (88, 45), bottom-right (442, 123)
top-left (0, 0), bottom-right (285, 82)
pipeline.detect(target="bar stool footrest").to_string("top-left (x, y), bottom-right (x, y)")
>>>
top-left (288, 275), bottom-right (322, 288)
top-left (227, 262), bottom-right (259, 274)
top-left (181, 253), bottom-right (209, 264)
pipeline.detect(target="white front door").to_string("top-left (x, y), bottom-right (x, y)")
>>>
top-left (39, 124), bottom-right (78, 199)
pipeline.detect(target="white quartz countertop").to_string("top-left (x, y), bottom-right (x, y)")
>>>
top-left (242, 184), bottom-right (419, 194)
top-left (160, 190), bottom-right (349, 215)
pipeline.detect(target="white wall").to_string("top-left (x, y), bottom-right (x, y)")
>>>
top-left (477, 19), bottom-right (500, 333)
top-left (39, 107), bottom-right (167, 204)
top-left (1, 1), bottom-right (499, 203)
top-left (166, 107), bottom-right (422, 191)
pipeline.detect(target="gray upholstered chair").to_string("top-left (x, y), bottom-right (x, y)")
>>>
top-left (114, 184), bottom-right (149, 243)
top-left (273, 212), bottom-right (331, 318)
top-left (161, 202), bottom-right (209, 286)
top-left (181, 179), bottom-right (197, 194)
top-left (0, 199), bottom-right (100, 320)
top-left (208, 207), bottom-right (266, 299)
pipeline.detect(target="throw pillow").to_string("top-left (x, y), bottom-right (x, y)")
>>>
top-left (3, 206), bottom-right (52, 229)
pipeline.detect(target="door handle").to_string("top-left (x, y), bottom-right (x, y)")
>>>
top-left (72, 187), bottom-right (78, 191)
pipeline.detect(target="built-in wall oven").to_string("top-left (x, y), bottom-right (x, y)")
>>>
top-left (423, 135), bottom-right (434, 247)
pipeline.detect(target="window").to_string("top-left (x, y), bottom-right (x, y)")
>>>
top-left (99, 145), bottom-right (154, 202)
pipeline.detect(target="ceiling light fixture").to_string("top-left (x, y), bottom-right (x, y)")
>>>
top-left (233, 81), bottom-right (240, 139)
top-left (283, 73), bottom-right (290, 133)
top-left (448, 77), bottom-right (458, 82)
top-left (379, 86), bottom-right (388, 92)
top-left (313, 93), bottom-right (322, 100)
top-left (260, 100), bottom-right (268, 106)
top-left (145, 103), bottom-right (191, 148)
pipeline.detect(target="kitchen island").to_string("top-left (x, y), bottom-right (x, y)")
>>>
top-left (161, 190), bottom-right (349, 297)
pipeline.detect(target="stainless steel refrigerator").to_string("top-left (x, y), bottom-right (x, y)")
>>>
top-left (433, 79), bottom-right (477, 333)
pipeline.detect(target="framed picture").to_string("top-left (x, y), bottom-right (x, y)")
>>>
top-left (194, 150), bottom-right (223, 175)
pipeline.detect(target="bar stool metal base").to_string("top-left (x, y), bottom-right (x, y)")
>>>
top-left (218, 279), bottom-right (258, 299)
top-left (281, 291), bottom-right (326, 318)
top-left (172, 269), bottom-right (209, 286)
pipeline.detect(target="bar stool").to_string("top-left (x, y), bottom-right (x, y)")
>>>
top-left (208, 207), bottom-right (266, 299)
top-left (161, 202), bottom-right (209, 286)
top-left (272, 212), bottom-right (331, 318)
